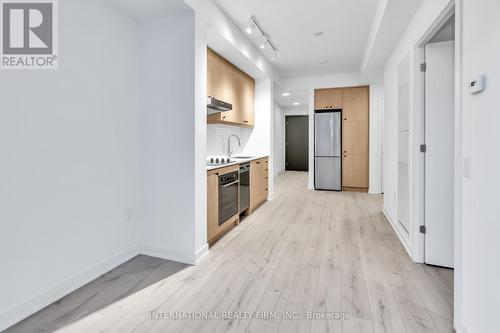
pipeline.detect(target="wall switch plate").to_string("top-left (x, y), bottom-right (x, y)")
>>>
top-left (463, 156), bottom-right (472, 178)
top-left (468, 75), bottom-right (486, 94)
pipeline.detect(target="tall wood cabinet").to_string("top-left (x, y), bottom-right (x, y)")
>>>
top-left (342, 87), bottom-right (369, 191)
top-left (207, 48), bottom-right (255, 127)
top-left (314, 86), bottom-right (369, 192)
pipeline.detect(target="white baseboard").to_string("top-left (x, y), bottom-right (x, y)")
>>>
top-left (194, 243), bottom-right (210, 264)
top-left (0, 246), bottom-right (139, 332)
top-left (138, 245), bottom-right (202, 266)
top-left (382, 208), bottom-right (412, 258)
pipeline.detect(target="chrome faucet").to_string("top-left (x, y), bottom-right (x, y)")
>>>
top-left (227, 134), bottom-right (241, 158)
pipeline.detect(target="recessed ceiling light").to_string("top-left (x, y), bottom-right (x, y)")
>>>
top-left (293, 102), bottom-right (300, 106)
top-left (319, 60), bottom-right (329, 64)
top-left (246, 27), bottom-right (253, 34)
top-left (282, 92), bottom-right (290, 97)
top-left (313, 31), bottom-right (324, 37)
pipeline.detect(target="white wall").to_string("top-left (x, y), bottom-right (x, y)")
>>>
top-left (369, 85), bottom-right (384, 194)
top-left (193, 15), bottom-right (209, 257)
top-left (243, 79), bottom-right (274, 197)
top-left (460, 0), bottom-right (500, 332)
top-left (0, 0), bottom-right (139, 329)
top-left (284, 106), bottom-right (309, 116)
top-left (273, 104), bottom-right (285, 179)
top-left (138, 10), bottom-right (207, 264)
top-left (382, 0), bottom-right (453, 256)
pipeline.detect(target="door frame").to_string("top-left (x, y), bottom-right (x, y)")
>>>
top-left (413, 1), bottom-right (464, 328)
top-left (285, 115), bottom-right (309, 171)
top-left (414, 1), bottom-right (456, 263)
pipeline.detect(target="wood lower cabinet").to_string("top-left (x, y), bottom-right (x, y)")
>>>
top-left (207, 157), bottom-right (269, 245)
top-left (207, 48), bottom-right (255, 127)
top-left (249, 158), bottom-right (269, 213)
top-left (342, 154), bottom-right (369, 189)
top-left (207, 165), bottom-right (239, 245)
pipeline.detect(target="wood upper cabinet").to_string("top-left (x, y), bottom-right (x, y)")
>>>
top-left (240, 73), bottom-right (255, 125)
top-left (342, 86), bottom-right (369, 121)
top-left (207, 49), bottom-right (221, 100)
top-left (207, 48), bottom-right (255, 127)
top-left (314, 88), bottom-right (343, 110)
top-left (250, 157), bottom-right (268, 212)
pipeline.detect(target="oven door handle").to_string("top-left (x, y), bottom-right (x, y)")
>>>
top-left (221, 180), bottom-right (239, 188)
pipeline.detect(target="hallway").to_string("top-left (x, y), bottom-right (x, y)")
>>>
top-left (6, 172), bottom-right (453, 333)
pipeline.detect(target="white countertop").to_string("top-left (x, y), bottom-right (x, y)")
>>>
top-left (206, 155), bottom-right (268, 171)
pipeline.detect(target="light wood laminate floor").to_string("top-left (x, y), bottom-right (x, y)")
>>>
top-left (5, 172), bottom-right (454, 333)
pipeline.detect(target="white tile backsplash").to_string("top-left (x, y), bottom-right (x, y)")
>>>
top-left (207, 124), bottom-right (250, 157)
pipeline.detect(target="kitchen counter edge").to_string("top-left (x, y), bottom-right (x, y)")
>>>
top-left (206, 155), bottom-right (269, 172)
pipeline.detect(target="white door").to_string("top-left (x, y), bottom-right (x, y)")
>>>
top-left (424, 41), bottom-right (455, 268)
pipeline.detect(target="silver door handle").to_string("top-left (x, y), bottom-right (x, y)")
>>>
top-left (222, 180), bottom-right (239, 187)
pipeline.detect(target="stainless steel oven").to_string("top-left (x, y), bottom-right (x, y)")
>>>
top-left (218, 171), bottom-right (239, 225)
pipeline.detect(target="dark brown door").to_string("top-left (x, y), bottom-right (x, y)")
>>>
top-left (286, 116), bottom-right (309, 171)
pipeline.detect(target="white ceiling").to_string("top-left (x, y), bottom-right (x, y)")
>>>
top-left (102, 0), bottom-right (190, 21)
top-left (274, 88), bottom-right (309, 109)
top-left (214, 0), bottom-right (381, 78)
top-left (361, 0), bottom-right (424, 73)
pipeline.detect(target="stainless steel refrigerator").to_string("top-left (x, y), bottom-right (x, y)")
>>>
top-left (314, 111), bottom-right (342, 191)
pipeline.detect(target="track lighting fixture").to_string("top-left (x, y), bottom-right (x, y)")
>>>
top-left (247, 15), bottom-right (278, 59)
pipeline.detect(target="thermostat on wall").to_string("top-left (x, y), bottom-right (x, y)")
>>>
top-left (468, 75), bottom-right (486, 94)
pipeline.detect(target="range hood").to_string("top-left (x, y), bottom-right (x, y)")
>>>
top-left (207, 96), bottom-right (232, 115)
